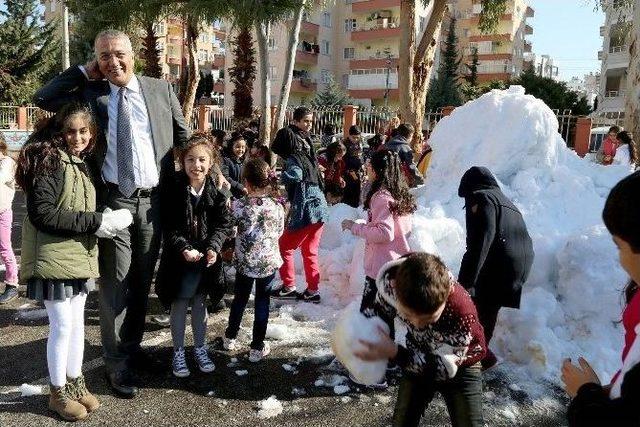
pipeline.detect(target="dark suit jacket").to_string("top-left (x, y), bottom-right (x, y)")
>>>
top-left (33, 65), bottom-right (190, 204)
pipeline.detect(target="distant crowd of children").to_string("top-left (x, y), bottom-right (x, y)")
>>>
top-left (2, 102), bottom-right (639, 426)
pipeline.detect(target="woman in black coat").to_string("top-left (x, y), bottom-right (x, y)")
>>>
top-left (457, 166), bottom-right (534, 370)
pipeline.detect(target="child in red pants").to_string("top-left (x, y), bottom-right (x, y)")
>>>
top-left (271, 107), bottom-right (328, 303)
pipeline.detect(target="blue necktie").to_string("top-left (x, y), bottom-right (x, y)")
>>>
top-left (117, 87), bottom-right (136, 197)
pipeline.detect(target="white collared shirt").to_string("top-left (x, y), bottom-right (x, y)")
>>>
top-left (103, 77), bottom-right (159, 188)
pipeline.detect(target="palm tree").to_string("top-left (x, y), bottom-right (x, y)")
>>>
top-left (229, 27), bottom-right (257, 125)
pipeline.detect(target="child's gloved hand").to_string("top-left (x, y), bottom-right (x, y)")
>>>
top-left (95, 209), bottom-right (133, 239)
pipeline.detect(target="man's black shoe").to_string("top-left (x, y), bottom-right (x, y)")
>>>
top-left (105, 370), bottom-right (138, 399)
top-left (0, 285), bottom-right (18, 304)
top-left (129, 349), bottom-right (161, 372)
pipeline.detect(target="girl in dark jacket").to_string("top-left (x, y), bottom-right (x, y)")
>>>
top-left (457, 166), bottom-right (534, 370)
top-left (17, 103), bottom-right (132, 421)
top-left (221, 133), bottom-right (247, 199)
top-left (156, 135), bottom-right (232, 378)
top-left (562, 172), bottom-right (640, 427)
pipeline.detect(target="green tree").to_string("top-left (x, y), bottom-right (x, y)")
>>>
top-left (427, 17), bottom-right (462, 109)
top-left (0, 0), bottom-right (59, 104)
top-left (229, 28), bottom-right (257, 124)
top-left (311, 76), bottom-right (351, 107)
top-left (466, 47), bottom-right (479, 87)
top-left (513, 68), bottom-right (591, 114)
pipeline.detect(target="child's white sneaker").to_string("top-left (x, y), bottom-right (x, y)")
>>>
top-left (249, 342), bottom-right (271, 363)
top-left (223, 337), bottom-right (238, 351)
top-left (172, 347), bottom-right (190, 378)
top-left (193, 345), bottom-right (215, 373)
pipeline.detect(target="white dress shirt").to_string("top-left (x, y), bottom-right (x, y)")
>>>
top-left (103, 77), bottom-right (159, 188)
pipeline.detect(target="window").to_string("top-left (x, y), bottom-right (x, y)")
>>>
top-left (321, 69), bottom-right (331, 84)
top-left (51, 0), bottom-right (56, 12)
top-left (268, 38), bottom-right (276, 50)
top-left (419, 17), bottom-right (426, 32)
top-left (342, 73), bottom-right (349, 88)
top-left (344, 47), bottom-right (355, 59)
top-left (472, 3), bottom-right (482, 14)
top-left (269, 66), bottom-right (277, 80)
top-left (323, 12), bottom-right (331, 27)
top-left (156, 41), bottom-right (165, 53)
top-left (344, 18), bottom-right (357, 32)
top-left (321, 40), bottom-right (330, 55)
top-left (153, 21), bottom-right (166, 35)
top-left (463, 28), bottom-right (470, 38)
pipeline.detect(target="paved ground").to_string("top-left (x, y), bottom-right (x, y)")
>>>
top-left (0, 192), bottom-right (570, 426)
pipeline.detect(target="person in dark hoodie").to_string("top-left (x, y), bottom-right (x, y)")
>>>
top-left (457, 166), bottom-right (534, 371)
top-left (271, 106), bottom-right (328, 303)
top-left (385, 123), bottom-right (424, 188)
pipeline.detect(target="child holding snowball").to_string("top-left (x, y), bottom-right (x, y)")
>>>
top-left (356, 252), bottom-right (486, 427)
top-left (562, 172), bottom-right (640, 426)
top-left (155, 134), bottom-right (232, 378)
top-left (342, 149), bottom-right (415, 314)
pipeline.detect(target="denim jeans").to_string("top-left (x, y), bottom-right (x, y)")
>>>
top-left (225, 272), bottom-right (275, 351)
top-left (393, 364), bottom-right (484, 427)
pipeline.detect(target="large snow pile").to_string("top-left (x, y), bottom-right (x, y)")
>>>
top-left (276, 86), bottom-right (631, 393)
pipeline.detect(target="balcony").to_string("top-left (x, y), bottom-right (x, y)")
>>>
top-left (524, 24), bottom-right (533, 35)
top-left (351, 20), bottom-right (400, 42)
top-left (349, 54), bottom-right (398, 69)
top-left (598, 50), bottom-right (603, 60)
top-left (468, 33), bottom-right (511, 43)
top-left (462, 13), bottom-right (512, 25)
top-left (606, 45), bottom-right (630, 70)
top-left (351, 0), bottom-right (400, 13)
top-left (213, 80), bottom-right (225, 93)
top-left (348, 71), bottom-right (398, 90)
top-left (290, 78), bottom-right (317, 93)
top-left (477, 73), bottom-right (511, 83)
top-left (525, 6), bottom-right (534, 17)
top-left (213, 54), bottom-right (225, 69)
top-left (295, 49), bottom-right (319, 65)
top-left (600, 26), bottom-right (605, 36)
top-left (167, 56), bottom-right (181, 65)
top-left (605, 90), bottom-right (625, 98)
top-left (524, 41), bottom-right (532, 53)
top-left (301, 20), bottom-right (320, 36)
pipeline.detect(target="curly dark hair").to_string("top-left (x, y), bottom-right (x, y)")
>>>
top-left (325, 141), bottom-right (346, 164)
top-left (364, 149), bottom-right (417, 216)
top-left (178, 132), bottom-right (220, 175)
top-left (16, 103), bottom-right (96, 191)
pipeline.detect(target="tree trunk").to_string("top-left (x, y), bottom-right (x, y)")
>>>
top-left (182, 18), bottom-right (200, 125)
top-left (625, 2), bottom-right (640, 155)
top-left (399, 0), bottom-right (448, 152)
top-left (275, 0), bottom-right (306, 133)
top-left (230, 26), bottom-right (256, 126)
top-left (256, 20), bottom-right (272, 145)
top-left (141, 22), bottom-right (162, 78)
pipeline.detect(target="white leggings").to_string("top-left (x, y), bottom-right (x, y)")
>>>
top-left (44, 293), bottom-right (87, 387)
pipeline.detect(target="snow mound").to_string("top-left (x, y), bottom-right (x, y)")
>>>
top-left (332, 302), bottom-right (389, 385)
top-left (21, 384), bottom-right (44, 397)
top-left (321, 86), bottom-right (632, 391)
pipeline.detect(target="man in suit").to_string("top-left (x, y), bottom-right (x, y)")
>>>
top-left (34, 29), bottom-right (189, 398)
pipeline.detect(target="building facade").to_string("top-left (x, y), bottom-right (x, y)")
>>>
top-left (448, 0), bottom-right (534, 83)
top-left (595, 0), bottom-right (633, 120)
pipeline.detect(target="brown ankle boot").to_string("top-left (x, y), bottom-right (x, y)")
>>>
top-left (48, 384), bottom-right (88, 421)
top-left (67, 375), bottom-right (100, 412)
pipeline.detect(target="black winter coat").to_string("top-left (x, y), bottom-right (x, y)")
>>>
top-left (567, 362), bottom-right (640, 426)
top-left (155, 172), bottom-right (232, 307)
top-left (457, 166), bottom-right (534, 308)
top-left (221, 154), bottom-right (245, 199)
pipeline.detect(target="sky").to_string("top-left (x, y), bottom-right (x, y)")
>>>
top-left (527, 0), bottom-right (605, 82)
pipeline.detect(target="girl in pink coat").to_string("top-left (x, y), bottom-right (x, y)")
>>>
top-left (342, 149), bottom-right (416, 312)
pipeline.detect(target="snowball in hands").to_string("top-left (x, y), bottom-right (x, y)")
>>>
top-left (332, 303), bottom-right (390, 385)
top-left (96, 209), bottom-right (133, 238)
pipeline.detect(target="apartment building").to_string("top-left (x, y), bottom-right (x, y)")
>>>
top-left (226, 1), bottom-right (432, 108)
top-left (595, 0), bottom-right (633, 120)
top-left (41, 1), bottom-right (227, 101)
top-left (448, 0), bottom-right (534, 83)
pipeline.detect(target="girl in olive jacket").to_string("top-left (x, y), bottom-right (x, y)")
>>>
top-left (17, 103), bottom-right (131, 422)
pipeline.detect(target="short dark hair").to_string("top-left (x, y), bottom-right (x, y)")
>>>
top-left (396, 123), bottom-right (414, 139)
top-left (323, 123), bottom-right (336, 135)
top-left (348, 125), bottom-right (361, 136)
top-left (211, 129), bottom-right (227, 147)
top-left (395, 253), bottom-right (451, 314)
top-left (609, 125), bottom-right (620, 134)
top-left (293, 106), bottom-right (312, 122)
top-left (603, 172), bottom-right (640, 253)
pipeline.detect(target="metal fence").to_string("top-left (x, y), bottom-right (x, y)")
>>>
top-left (208, 108), bottom-right (234, 131)
top-left (283, 106), bottom-right (345, 137)
top-left (0, 105), bottom-right (17, 129)
top-left (554, 109), bottom-right (578, 149)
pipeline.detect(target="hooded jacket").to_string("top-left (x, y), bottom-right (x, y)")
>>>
top-left (457, 166), bottom-right (534, 308)
top-left (385, 135), bottom-right (424, 187)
